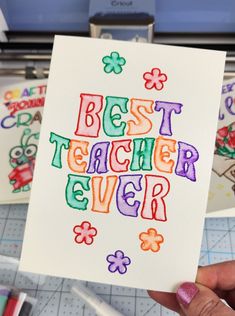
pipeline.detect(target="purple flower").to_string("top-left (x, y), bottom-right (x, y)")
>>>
top-left (106, 250), bottom-right (131, 274)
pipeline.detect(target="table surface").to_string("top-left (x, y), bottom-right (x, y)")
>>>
top-left (0, 204), bottom-right (234, 316)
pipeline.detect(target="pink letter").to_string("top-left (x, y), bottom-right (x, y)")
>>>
top-left (141, 175), bottom-right (170, 222)
top-left (110, 140), bottom-right (131, 172)
top-left (74, 93), bottom-right (103, 137)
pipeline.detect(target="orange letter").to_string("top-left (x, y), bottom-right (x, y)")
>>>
top-left (91, 176), bottom-right (118, 213)
top-left (74, 93), bottom-right (103, 137)
top-left (110, 140), bottom-right (131, 172)
top-left (127, 98), bottom-right (154, 135)
top-left (141, 175), bottom-right (170, 222)
top-left (68, 140), bottom-right (89, 173)
top-left (154, 136), bottom-right (176, 173)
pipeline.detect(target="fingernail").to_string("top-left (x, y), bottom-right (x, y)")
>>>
top-left (176, 282), bottom-right (199, 306)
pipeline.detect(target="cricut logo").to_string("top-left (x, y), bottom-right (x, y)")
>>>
top-left (111, 1), bottom-right (133, 7)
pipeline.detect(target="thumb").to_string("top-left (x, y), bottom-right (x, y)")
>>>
top-left (176, 282), bottom-right (235, 316)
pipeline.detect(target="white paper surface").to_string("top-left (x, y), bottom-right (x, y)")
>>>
top-left (207, 77), bottom-right (235, 217)
top-left (0, 79), bottom-right (47, 203)
top-left (20, 36), bottom-right (225, 291)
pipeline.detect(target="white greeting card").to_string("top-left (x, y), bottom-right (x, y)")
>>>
top-left (20, 36), bottom-right (225, 291)
top-left (0, 80), bottom-right (47, 203)
top-left (207, 77), bottom-right (235, 217)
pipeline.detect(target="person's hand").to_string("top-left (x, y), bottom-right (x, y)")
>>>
top-left (148, 260), bottom-right (235, 315)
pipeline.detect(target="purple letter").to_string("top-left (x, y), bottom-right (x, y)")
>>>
top-left (175, 141), bottom-right (199, 182)
top-left (225, 96), bottom-right (235, 116)
top-left (116, 174), bottom-right (142, 217)
top-left (155, 101), bottom-right (182, 136)
top-left (87, 141), bottom-right (110, 174)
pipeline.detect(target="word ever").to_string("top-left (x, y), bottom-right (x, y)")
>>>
top-left (0, 111), bottom-right (42, 130)
top-left (65, 173), bottom-right (170, 221)
top-left (3, 84), bottom-right (47, 102)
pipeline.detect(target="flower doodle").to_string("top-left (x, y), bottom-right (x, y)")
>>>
top-left (139, 228), bottom-right (164, 252)
top-left (143, 68), bottom-right (167, 90)
top-left (102, 52), bottom-right (126, 74)
top-left (106, 250), bottom-right (131, 274)
top-left (213, 122), bottom-right (235, 193)
top-left (215, 123), bottom-right (235, 157)
top-left (73, 221), bottom-right (97, 245)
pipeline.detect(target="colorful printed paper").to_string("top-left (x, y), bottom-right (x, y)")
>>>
top-left (207, 77), bottom-right (235, 217)
top-left (20, 36), bottom-right (225, 291)
top-left (0, 79), bottom-right (47, 204)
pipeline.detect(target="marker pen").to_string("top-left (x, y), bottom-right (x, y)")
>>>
top-left (13, 292), bottom-right (27, 316)
top-left (3, 293), bottom-right (18, 316)
top-left (71, 282), bottom-right (124, 316)
top-left (0, 287), bottom-right (10, 316)
top-left (19, 296), bottom-right (37, 316)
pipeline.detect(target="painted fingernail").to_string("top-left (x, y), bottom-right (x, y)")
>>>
top-left (176, 282), bottom-right (199, 306)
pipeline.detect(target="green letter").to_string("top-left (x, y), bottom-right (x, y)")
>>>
top-left (103, 96), bottom-right (128, 136)
top-left (17, 112), bottom-right (32, 127)
top-left (130, 138), bottom-right (155, 171)
top-left (65, 174), bottom-right (90, 210)
top-left (49, 132), bottom-right (70, 168)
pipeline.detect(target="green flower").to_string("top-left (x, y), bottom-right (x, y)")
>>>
top-left (102, 52), bottom-right (126, 74)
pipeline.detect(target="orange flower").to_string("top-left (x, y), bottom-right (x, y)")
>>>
top-left (139, 228), bottom-right (164, 252)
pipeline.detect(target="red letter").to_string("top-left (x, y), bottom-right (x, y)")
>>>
top-left (74, 93), bottom-right (103, 137)
top-left (141, 175), bottom-right (170, 222)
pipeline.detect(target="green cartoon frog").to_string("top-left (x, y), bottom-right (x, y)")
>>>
top-left (8, 128), bottom-right (39, 193)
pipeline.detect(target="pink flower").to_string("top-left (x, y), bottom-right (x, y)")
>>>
top-left (143, 68), bottom-right (167, 90)
top-left (73, 221), bottom-right (97, 245)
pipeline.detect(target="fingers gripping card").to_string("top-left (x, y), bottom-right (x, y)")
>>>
top-left (0, 80), bottom-right (47, 204)
top-left (20, 36), bottom-right (225, 291)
